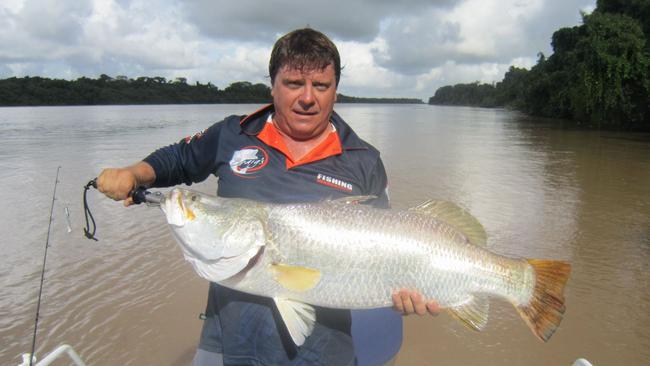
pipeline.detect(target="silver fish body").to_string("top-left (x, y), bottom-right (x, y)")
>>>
top-left (223, 201), bottom-right (534, 309)
top-left (161, 188), bottom-right (570, 344)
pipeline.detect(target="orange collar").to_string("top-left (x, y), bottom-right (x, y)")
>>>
top-left (257, 116), bottom-right (342, 169)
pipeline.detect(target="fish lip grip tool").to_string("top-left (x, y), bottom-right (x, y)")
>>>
top-left (130, 186), bottom-right (164, 205)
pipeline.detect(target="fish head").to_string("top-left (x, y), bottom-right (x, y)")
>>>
top-left (161, 188), bottom-right (266, 271)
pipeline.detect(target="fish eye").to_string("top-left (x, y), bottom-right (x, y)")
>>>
top-left (190, 194), bottom-right (197, 202)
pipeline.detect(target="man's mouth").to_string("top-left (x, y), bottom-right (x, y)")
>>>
top-left (293, 110), bottom-right (318, 116)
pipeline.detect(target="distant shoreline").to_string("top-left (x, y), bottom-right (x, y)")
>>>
top-left (0, 101), bottom-right (426, 108)
top-left (0, 75), bottom-right (423, 106)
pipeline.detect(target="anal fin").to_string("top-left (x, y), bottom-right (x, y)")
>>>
top-left (448, 294), bottom-right (490, 331)
top-left (274, 298), bottom-right (316, 346)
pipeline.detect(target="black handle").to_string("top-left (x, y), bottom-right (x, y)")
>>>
top-left (130, 186), bottom-right (148, 205)
top-left (130, 186), bottom-right (163, 205)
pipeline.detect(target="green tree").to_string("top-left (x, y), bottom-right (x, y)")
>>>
top-left (597, 0), bottom-right (650, 41)
top-left (495, 66), bottom-right (529, 108)
top-left (570, 12), bottom-right (650, 128)
top-left (428, 82), bottom-right (497, 107)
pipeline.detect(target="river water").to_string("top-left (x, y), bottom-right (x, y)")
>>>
top-left (0, 104), bottom-right (648, 365)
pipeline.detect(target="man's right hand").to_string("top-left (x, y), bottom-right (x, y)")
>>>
top-left (97, 168), bottom-right (138, 206)
top-left (96, 162), bottom-right (156, 207)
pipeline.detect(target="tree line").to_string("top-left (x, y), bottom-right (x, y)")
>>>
top-left (429, 0), bottom-right (650, 131)
top-left (0, 74), bottom-right (422, 106)
top-left (336, 94), bottom-right (423, 104)
top-left (0, 75), bottom-right (272, 105)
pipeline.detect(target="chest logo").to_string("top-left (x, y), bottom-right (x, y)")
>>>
top-left (316, 173), bottom-right (353, 192)
top-left (229, 146), bottom-right (269, 176)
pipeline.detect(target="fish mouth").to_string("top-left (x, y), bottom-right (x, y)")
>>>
top-left (178, 190), bottom-right (196, 221)
top-left (163, 189), bottom-right (195, 226)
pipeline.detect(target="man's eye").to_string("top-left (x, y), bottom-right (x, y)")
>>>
top-left (315, 84), bottom-right (329, 91)
top-left (286, 81), bottom-right (302, 88)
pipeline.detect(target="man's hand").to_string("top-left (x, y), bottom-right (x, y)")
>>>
top-left (392, 289), bottom-right (440, 316)
top-left (97, 168), bottom-right (138, 206)
top-left (96, 162), bottom-right (156, 207)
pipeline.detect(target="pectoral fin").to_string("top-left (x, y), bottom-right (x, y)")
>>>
top-left (448, 294), bottom-right (490, 331)
top-left (270, 263), bottom-right (321, 292)
top-left (274, 298), bottom-right (316, 346)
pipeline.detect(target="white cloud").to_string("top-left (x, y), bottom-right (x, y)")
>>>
top-left (337, 39), bottom-right (407, 94)
top-left (208, 44), bottom-right (271, 86)
top-left (181, 0), bottom-right (458, 42)
top-left (0, 0), bottom-right (597, 98)
top-left (80, 0), bottom-right (208, 72)
top-left (374, 0), bottom-right (593, 74)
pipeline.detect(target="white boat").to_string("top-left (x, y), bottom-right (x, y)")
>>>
top-left (18, 345), bottom-right (85, 366)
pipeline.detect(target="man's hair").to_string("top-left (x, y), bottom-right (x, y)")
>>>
top-left (269, 28), bottom-right (341, 86)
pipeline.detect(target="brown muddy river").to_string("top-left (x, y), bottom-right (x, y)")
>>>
top-left (0, 104), bottom-right (648, 365)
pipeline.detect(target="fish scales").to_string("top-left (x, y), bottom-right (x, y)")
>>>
top-left (224, 201), bottom-right (534, 309)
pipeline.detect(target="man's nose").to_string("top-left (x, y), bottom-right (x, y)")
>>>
top-left (298, 85), bottom-right (315, 109)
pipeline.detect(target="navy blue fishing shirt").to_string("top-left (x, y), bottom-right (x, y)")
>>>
top-left (144, 104), bottom-right (402, 366)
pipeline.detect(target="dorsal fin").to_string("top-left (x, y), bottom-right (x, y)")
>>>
top-left (330, 195), bottom-right (376, 205)
top-left (410, 200), bottom-right (487, 246)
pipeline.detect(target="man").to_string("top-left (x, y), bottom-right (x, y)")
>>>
top-left (97, 28), bottom-right (438, 365)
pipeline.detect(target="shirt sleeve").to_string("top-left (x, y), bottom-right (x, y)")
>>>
top-left (143, 120), bottom-right (224, 188)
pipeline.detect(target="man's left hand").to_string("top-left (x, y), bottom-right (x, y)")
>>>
top-left (392, 289), bottom-right (440, 316)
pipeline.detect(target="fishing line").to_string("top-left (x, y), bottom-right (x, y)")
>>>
top-left (28, 166), bottom-right (61, 366)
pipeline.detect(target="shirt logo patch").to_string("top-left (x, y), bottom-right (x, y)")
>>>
top-left (316, 173), bottom-right (353, 192)
top-left (230, 146), bottom-right (269, 176)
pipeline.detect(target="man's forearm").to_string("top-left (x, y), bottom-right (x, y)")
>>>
top-left (127, 161), bottom-right (156, 188)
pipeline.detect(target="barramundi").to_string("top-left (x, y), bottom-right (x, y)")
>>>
top-left (161, 188), bottom-right (571, 345)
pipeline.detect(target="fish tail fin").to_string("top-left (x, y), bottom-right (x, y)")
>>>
top-left (516, 259), bottom-right (571, 342)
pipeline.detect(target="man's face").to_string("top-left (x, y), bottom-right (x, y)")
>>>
top-left (271, 64), bottom-right (337, 141)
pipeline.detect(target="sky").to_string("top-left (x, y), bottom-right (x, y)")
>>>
top-left (0, 0), bottom-right (597, 100)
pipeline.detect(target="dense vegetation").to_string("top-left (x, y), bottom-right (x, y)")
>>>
top-left (336, 94), bottom-right (423, 104)
top-left (429, 0), bottom-right (650, 130)
top-left (0, 75), bottom-right (422, 106)
top-left (0, 76), bottom-right (271, 105)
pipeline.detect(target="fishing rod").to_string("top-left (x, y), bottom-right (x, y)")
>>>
top-left (28, 166), bottom-right (61, 366)
top-left (83, 179), bottom-right (163, 241)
